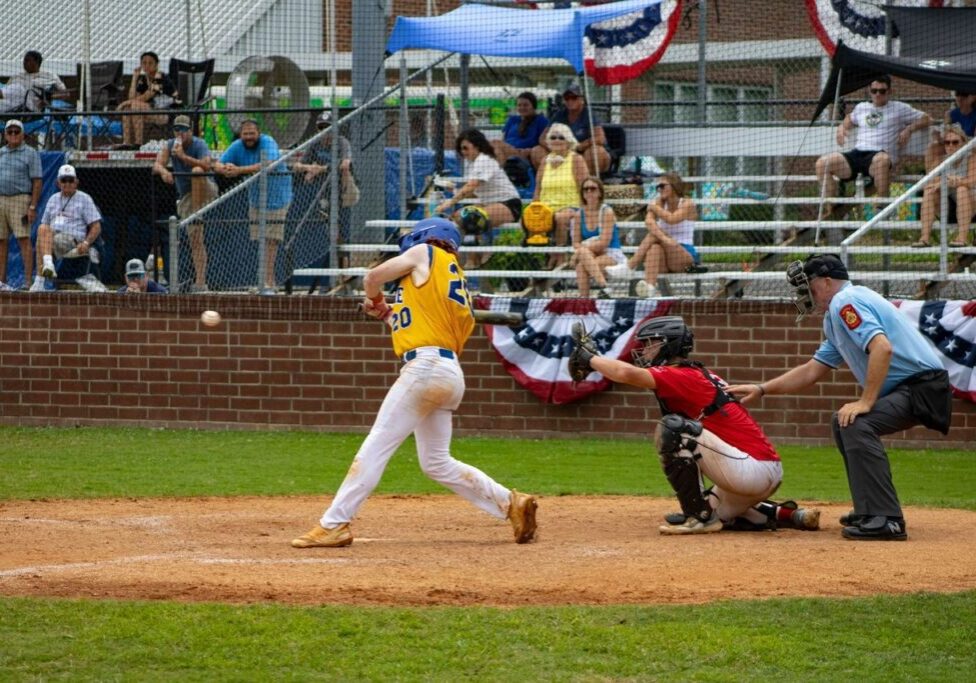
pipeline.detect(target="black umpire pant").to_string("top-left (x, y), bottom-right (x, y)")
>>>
top-left (831, 370), bottom-right (952, 520)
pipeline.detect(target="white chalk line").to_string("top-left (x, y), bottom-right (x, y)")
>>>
top-left (0, 516), bottom-right (174, 530)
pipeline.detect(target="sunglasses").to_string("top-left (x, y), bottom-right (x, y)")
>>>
top-left (5, 129), bottom-right (22, 135)
top-left (563, 94), bottom-right (580, 100)
top-left (582, 186), bottom-right (600, 192)
top-left (870, 88), bottom-right (889, 94)
top-left (656, 183), bottom-right (669, 191)
top-left (173, 126), bottom-right (190, 132)
top-left (126, 274), bottom-right (144, 280)
top-left (945, 139), bottom-right (963, 146)
top-left (548, 135), bottom-right (566, 141)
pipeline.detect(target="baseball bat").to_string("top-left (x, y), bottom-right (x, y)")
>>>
top-left (363, 303), bottom-right (524, 327)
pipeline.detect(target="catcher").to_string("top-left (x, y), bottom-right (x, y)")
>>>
top-left (568, 316), bottom-right (820, 535)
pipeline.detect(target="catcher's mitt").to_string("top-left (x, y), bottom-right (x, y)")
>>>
top-left (568, 321), bottom-right (599, 382)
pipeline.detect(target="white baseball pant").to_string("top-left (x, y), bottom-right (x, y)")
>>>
top-left (321, 348), bottom-right (511, 528)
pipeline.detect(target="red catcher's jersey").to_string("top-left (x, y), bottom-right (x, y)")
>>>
top-left (649, 364), bottom-right (780, 462)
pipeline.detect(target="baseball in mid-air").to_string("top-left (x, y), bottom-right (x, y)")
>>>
top-left (200, 310), bottom-right (222, 327)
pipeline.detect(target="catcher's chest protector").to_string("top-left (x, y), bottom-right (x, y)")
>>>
top-left (521, 201), bottom-right (555, 246)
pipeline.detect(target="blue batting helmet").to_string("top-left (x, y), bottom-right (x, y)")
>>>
top-left (398, 217), bottom-right (463, 254)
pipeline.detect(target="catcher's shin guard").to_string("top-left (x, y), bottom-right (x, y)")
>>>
top-left (657, 415), bottom-right (711, 522)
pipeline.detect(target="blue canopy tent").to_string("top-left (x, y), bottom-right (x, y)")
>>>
top-left (386, 0), bottom-right (667, 175)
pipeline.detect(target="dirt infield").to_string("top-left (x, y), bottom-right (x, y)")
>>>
top-left (2, 495), bottom-right (974, 606)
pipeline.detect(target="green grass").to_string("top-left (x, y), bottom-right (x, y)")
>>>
top-left (2, 426), bottom-right (975, 680)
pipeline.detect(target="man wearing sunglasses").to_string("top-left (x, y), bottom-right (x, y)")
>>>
top-left (30, 165), bottom-right (104, 292)
top-left (117, 257), bottom-right (167, 294)
top-left (0, 119), bottom-right (42, 288)
top-left (152, 114), bottom-right (218, 292)
top-left (816, 75), bottom-right (931, 225)
top-left (531, 83), bottom-right (609, 176)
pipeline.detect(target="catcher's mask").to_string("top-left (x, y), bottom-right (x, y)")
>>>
top-left (398, 217), bottom-right (462, 254)
top-left (459, 205), bottom-right (491, 236)
top-left (632, 316), bottom-right (694, 367)
top-left (787, 253), bottom-right (849, 321)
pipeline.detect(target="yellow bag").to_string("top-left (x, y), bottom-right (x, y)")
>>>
top-left (521, 201), bottom-right (554, 246)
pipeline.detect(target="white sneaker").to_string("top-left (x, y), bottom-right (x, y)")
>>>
top-left (659, 514), bottom-right (723, 535)
top-left (41, 262), bottom-right (57, 279)
top-left (606, 262), bottom-right (639, 280)
top-left (75, 273), bottom-right (107, 293)
top-left (29, 276), bottom-right (47, 292)
top-left (635, 280), bottom-right (660, 298)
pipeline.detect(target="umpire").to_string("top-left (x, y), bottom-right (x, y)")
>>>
top-left (729, 254), bottom-right (952, 541)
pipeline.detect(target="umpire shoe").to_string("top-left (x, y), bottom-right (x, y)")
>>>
top-left (841, 516), bottom-right (908, 541)
top-left (839, 510), bottom-right (868, 527)
top-left (507, 490), bottom-right (538, 544)
top-left (291, 523), bottom-right (353, 548)
top-left (659, 514), bottom-right (723, 535)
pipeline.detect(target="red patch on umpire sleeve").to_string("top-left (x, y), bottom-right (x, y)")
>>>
top-left (840, 304), bottom-right (862, 329)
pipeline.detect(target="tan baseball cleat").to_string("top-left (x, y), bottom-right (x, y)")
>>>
top-left (291, 523), bottom-right (353, 548)
top-left (791, 507), bottom-right (821, 530)
top-left (507, 490), bottom-right (538, 543)
top-left (659, 514), bottom-right (723, 535)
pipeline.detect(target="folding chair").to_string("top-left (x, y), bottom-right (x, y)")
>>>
top-left (168, 58), bottom-right (215, 139)
top-left (58, 61), bottom-right (124, 148)
top-left (52, 233), bottom-right (109, 292)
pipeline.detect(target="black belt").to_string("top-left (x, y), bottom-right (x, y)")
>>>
top-left (403, 348), bottom-right (454, 362)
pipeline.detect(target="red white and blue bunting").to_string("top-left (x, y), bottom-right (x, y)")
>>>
top-left (474, 296), bottom-right (672, 404)
top-left (805, 0), bottom-right (942, 56)
top-left (583, 0), bottom-right (682, 85)
top-left (895, 299), bottom-right (976, 403)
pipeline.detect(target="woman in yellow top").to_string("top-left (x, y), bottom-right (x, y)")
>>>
top-left (291, 218), bottom-right (538, 549)
top-left (532, 122), bottom-right (588, 268)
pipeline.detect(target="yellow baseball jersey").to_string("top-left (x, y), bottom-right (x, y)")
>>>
top-left (390, 245), bottom-right (475, 358)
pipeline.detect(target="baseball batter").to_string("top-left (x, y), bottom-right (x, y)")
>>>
top-left (570, 316), bottom-right (820, 535)
top-left (292, 218), bottom-right (538, 548)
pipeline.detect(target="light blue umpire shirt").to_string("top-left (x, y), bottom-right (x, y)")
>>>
top-left (813, 282), bottom-right (944, 396)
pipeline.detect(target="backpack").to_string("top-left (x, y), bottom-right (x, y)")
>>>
top-left (503, 155), bottom-right (533, 188)
top-left (521, 201), bottom-right (554, 246)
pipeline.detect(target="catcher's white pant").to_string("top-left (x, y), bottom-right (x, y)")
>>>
top-left (687, 428), bottom-right (783, 522)
top-left (321, 348), bottom-right (511, 528)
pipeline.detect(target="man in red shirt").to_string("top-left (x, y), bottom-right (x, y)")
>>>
top-left (586, 316), bottom-right (820, 535)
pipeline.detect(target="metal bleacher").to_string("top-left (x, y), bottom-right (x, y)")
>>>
top-left (292, 171), bottom-right (976, 301)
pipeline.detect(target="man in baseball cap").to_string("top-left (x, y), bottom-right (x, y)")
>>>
top-left (728, 254), bottom-right (952, 541)
top-left (31, 164), bottom-right (105, 292)
top-left (0, 118), bottom-right (42, 288)
top-left (531, 81), bottom-right (610, 175)
top-left (118, 257), bottom-right (167, 293)
top-left (151, 111), bottom-right (218, 292)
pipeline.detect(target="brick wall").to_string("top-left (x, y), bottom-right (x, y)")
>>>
top-left (1, 293), bottom-right (972, 447)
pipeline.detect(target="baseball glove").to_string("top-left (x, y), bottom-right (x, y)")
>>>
top-left (568, 321), bottom-right (599, 382)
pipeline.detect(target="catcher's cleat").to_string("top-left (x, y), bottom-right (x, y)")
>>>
top-left (663, 511), bottom-right (687, 526)
top-left (790, 507), bottom-right (821, 530)
top-left (507, 490), bottom-right (538, 544)
top-left (291, 523), bottom-right (353, 548)
top-left (659, 514), bottom-right (722, 535)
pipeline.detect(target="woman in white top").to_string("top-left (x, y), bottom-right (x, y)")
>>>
top-left (436, 128), bottom-right (522, 226)
top-left (916, 123), bottom-right (976, 248)
top-left (607, 172), bottom-right (698, 298)
top-left (571, 177), bottom-right (624, 298)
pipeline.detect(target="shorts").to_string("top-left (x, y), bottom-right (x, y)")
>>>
top-left (52, 232), bottom-right (82, 259)
top-left (248, 205), bottom-right (289, 242)
top-left (607, 247), bottom-right (626, 264)
top-left (840, 149), bottom-right (890, 182)
top-left (681, 242), bottom-right (700, 263)
top-left (0, 194), bottom-right (31, 239)
top-left (502, 197), bottom-right (523, 222)
top-left (176, 178), bottom-right (219, 231)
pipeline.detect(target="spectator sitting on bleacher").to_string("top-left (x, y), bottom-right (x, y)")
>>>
top-left (925, 91), bottom-right (976, 164)
top-left (116, 51), bottom-right (178, 147)
top-left (915, 124), bottom-right (975, 248)
top-left (816, 75), bottom-right (931, 219)
top-left (492, 91), bottom-right (549, 165)
top-left (436, 129), bottom-right (522, 228)
top-left (531, 122), bottom-right (588, 269)
top-left (607, 172), bottom-right (698, 299)
top-left (571, 177), bottom-right (624, 299)
top-left (118, 258), bottom-right (167, 294)
top-left (531, 83), bottom-right (609, 176)
top-left (0, 51), bottom-right (68, 114)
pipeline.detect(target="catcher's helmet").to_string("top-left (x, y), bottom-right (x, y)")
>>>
top-left (398, 217), bottom-right (462, 254)
top-left (458, 205), bottom-right (491, 236)
top-left (632, 316), bottom-right (694, 367)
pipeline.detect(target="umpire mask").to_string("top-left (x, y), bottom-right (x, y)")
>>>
top-left (787, 254), bottom-right (849, 322)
